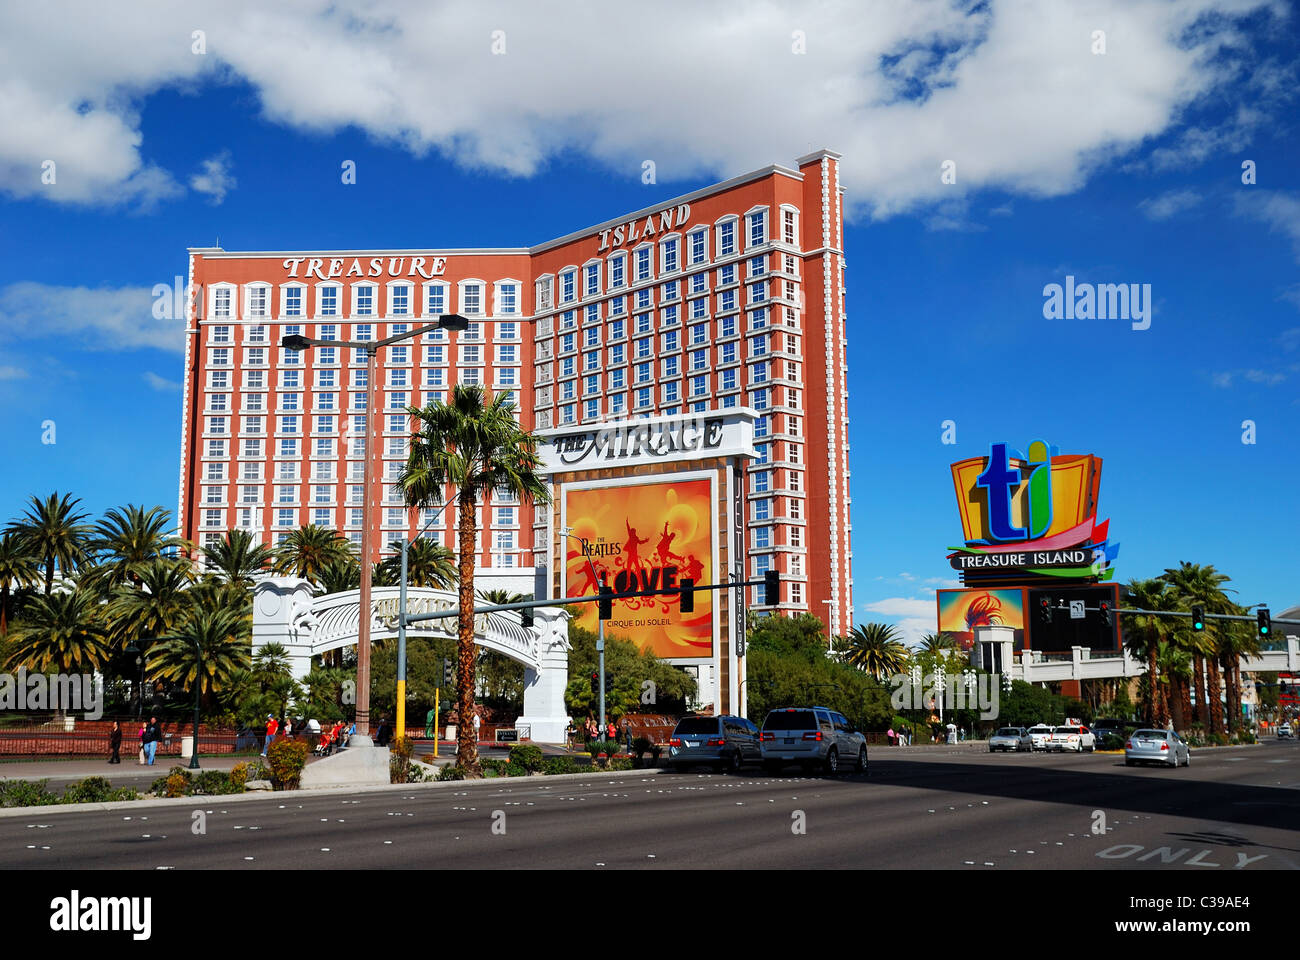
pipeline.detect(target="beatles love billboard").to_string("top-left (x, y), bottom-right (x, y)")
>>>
top-left (563, 477), bottom-right (714, 659)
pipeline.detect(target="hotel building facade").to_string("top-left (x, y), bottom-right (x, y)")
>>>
top-left (178, 149), bottom-right (853, 637)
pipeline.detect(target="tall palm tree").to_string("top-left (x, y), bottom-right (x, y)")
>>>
top-left (316, 556), bottom-right (362, 595)
top-left (272, 525), bottom-right (354, 585)
top-left (1217, 605), bottom-right (1260, 735)
top-left (6, 492), bottom-right (91, 595)
top-left (1123, 578), bottom-right (1180, 727)
top-left (148, 607), bottom-right (251, 701)
top-left (385, 538), bottom-right (457, 589)
top-left (81, 504), bottom-right (188, 595)
top-left (202, 529), bottom-right (272, 588)
top-left (2, 587), bottom-right (110, 674)
top-left (0, 532), bottom-right (38, 633)
top-left (104, 558), bottom-right (196, 652)
top-left (842, 622), bottom-right (910, 680)
top-left (398, 385), bottom-right (551, 777)
top-left (1162, 562), bottom-right (1235, 734)
top-left (919, 633), bottom-right (956, 656)
top-left (1154, 640), bottom-right (1192, 730)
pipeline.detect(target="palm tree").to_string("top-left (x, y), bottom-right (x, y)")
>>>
top-left (1217, 605), bottom-right (1260, 735)
top-left (202, 529), bottom-right (272, 588)
top-left (81, 505), bottom-right (188, 595)
top-left (398, 385), bottom-right (551, 777)
top-left (384, 538), bottom-right (457, 589)
top-left (1161, 562), bottom-right (1235, 734)
top-left (0, 532), bottom-right (38, 633)
top-left (6, 492), bottom-right (91, 595)
top-left (2, 587), bottom-right (110, 674)
top-left (316, 556), bottom-right (362, 595)
top-left (272, 525), bottom-right (354, 585)
top-left (919, 633), bottom-right (956, 656)
top-left (1155, 640), bottom-right (1192, 730)
top-left (148, 607), bottom-right (251, 701)
top-left (1123, 578), bottom-right (1180, 727)
top-left (842, 622), bottom-right (910, 680)
top-left (477, 588), bottom-right (528, 605)
top-left (104, 558), bottom-right (196, 653)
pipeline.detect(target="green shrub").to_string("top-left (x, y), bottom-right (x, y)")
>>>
top-left (229, 762), bottom-right (250, 790)
top-left (607, 758), bottom-right (634, 771)
top-left (0, 778), bottom-right (58, 807)
top-left (267, 738), bottom-right (310, 790)
top-left (241, 759), bottom-right (269, 782)
top-left (150, 766), bottom-right (193, 798)
top-left (389, 736), bottom-right (415, 784)
top-left (480, 758), bottom-right (508, 777)
top-left (61, 776), bottom-right (138, 804)
top-left (436, 765), bottom-right (466, 781)
top-left (631, 736), bottom-right (653, 758)
top-left (1239, 730), bottom-right (1257, 744)
top-left (542, 756), bottom-right (582, 776)
top-left (508, 743), bottom-right (545, 771)
top-left (194, 770), bottom-right (241, 796)
top-left (1209, 732), bottom-right (1229, 747)
top-left (587, 738), bottom-right (620, 757)
top-left (1099, 734), bottom-right (1125, 751)
top-left (504, 762), bottom-right (530, 777)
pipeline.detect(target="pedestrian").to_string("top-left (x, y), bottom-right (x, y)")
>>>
top-left (261, 714), bottom-right (278, 757)
top-left (887, 726), bottom-right (895, 747)
top-left (108, 720), bottom-right (122, 764)
top-left (623, 719), bottom-right (633, 752)
top-left (606, 720), bottom-right (616, 740)
top-left (472, 711), bottom-right (481, 742)
top-left (143, 716), bottom-right (161, 765)
top-left (138, 722), bottom-right (147, 764)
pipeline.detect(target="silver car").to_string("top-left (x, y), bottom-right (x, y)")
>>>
top-left (989, 726), bottom-right (1032, 752)
top-left (760, 706), bottom-right (868, 776)
top-left (1124, 729), bottom-right (1190, 768)
top-left (666, 715), bottom-right (760, 773)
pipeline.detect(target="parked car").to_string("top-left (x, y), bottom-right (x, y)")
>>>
top-left (1125, 728), bottom-right (1190, 767)
top-left (1026, 725), bottom-right (1056, 751)
top-left (1048, 725), bottom-right (1097, 752)
top-left (989, 727), bottom-right (1032, 752)
top-left (666, 715), bottom-right (760, 773)
top-left (1278, 723), bottom-right (1293, 739)
top-left (759, 706), bottom-right (867, 776)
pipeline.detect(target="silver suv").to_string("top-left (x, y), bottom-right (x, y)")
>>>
top-left (759, 706), bottom-right (868, 776)
top-left (666, 715), bottom-right (760, 773)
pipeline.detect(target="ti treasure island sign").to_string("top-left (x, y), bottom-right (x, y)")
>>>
top-left (937, 440), bottom-right (1122, 673)
top-left (537, 410), bottom-right (757, 717)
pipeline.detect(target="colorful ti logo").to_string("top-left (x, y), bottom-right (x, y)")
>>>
top-left (975, 440), bottom-right (1054, 542)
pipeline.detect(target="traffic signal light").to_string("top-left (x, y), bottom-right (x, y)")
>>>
top-left (442, 658), bottom-right (453, 686)
top-left (1258, 608), bottom-right (1271, 637)
top-left (764, 569), bottom-right (779, 606)
top-left (1038, 597), bottom-right (1052, 624)
top-left (680, 577), bottom-right (694, 613)
top-left (590, 670), bottom-right (599, 686)
top-left (605, 672), bottom-right (614, 691)
top-left (598, 583), bottom-right (613, 620)
top-left (1099, 601), bottom-right (1111, 626)
top-left (1191, 605), bottom-right (1205, 631)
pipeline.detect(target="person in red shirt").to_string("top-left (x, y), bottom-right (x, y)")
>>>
top-left (261, 714), bottom-right (278, 757)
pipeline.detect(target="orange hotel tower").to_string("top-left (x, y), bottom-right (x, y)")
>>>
top-left (178, 150), bottom-right (853, 634)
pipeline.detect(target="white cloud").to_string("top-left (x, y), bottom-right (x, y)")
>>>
top-left (1234, 190), bottom-right (1300, 262)
top-left (0, 365), bottom-right (29, 380)
top-left (0, 0), bottom-right (1288, 218)
top-left (189, 151), bottom-right (235, 204)
top-left (143, 371), bottom-right (181, 391)
top-left (0, 282), bottom-right (183, 352)
top-left (1138, 188), bottom-right (1203, 220)
top-left (1210, 367), bottom-right (1286, 388)
top-left (862, 597), bottom-right (937, 620)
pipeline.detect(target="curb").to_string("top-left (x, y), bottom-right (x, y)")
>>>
top-left (0, 766), bottom-right (676, 819)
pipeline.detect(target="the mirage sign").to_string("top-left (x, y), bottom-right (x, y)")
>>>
top-left (538, 410), bottom-right (756, 472)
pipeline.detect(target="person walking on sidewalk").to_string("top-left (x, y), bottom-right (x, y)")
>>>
top-left (261, 714), bottom-right (278, 757)
top-left (143, 716), bottom-right (161, 765)
top-left (108, 721), bottom-right (122, 764)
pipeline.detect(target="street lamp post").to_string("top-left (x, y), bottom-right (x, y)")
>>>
top-left (562, 528), bottom-right (607, 733)
top-left (283, 315), bottom-right (468, 746)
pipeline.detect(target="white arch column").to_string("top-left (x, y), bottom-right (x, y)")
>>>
top-left (516, 607), bottom-right (572, 743)
top-left (252, 577), bottom-right (317, 679)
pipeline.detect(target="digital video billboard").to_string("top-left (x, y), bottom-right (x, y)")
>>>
top-left (563, 477), bottom-right (714, 659)
top-left (937, 588), bottom-right (1026, 652)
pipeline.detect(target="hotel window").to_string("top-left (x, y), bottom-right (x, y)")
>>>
top-left (278, 439), bottom-right (299, 457)
top-left (209, 371), bottom-right (229, 389)
top-left (495, 506), bottom-right (517, 527)
top-left (663, 381), bottom-right (680, 403)
top-left (721, 342), bottom-right (738, 365)
top-left (243, 416), bottom-right (262, 434)
top-left (280, 416), bottom-right (299, 434)
top-left (755, 415), bottom-right (769, 438)
top-left (560, 404), bottom-right (576, 425)
top-left (747, 210), bottom-right (766, 248)
top-left (584, 374), bottom-right (600, 395)
top-left (610, 318), bottom-right (625, 341)
top-left (753, 470), bottom-right (770, 493)
top-left (426, 368), bottom-right (446, 388)
top-left (690, 375), bottom-right (707, 397)
top-left (786, 387), bottom-right (800, 408)
top-left (536, 277), bottom-right (552, 310)
top-left (584, 303), bottom-right (600, 326)
top-left (213, 288), bottom-right (232, 319)
top-left (788, 416), bottom-right (800, 437)
top-left (689, 349), bottom-right (707, 371)
top-left (584, 326), bottom-right (601, 348)
top-left (498, 368), bottom-right (518, 387)
top-left (247, 348), bottom-right (268, 367)
top-left (689, 271), bottom-right (707, 295)
top-left (283, 286), bottom-right (304, 317)
top-left (719, 290), bottom-right (737, 313)
top-left (721, 316), bottom-right (737, 338)
top-left (388, 390), bottom-right (409, 408)
top-left (789, 527), bottom-right (803, 548)
top-left (386, 413), bottom-right (406, 433)
top-left (561, 333), bottom-right (575, 355)
top-left (751, 335), bottom-right (768, 358)
top-left (313, 438), bottom-right (333, 457)
top-left (787, 443), bottom-right (801, 464)
top-left (609, 255), bottom-right (626, 288)
top-left (750, 282), bottom-right (768, 304)
top-left (718, 219), bottom-right (737, 257)
top-left (497, 321), bottom-right (518, 340)
top-left (635, 288), bottom-right (651, 312)
top-left (424, 345), bottom-right (445, 364)
top-left (242, 485), bottom-right (261, 504)
top-left (390, 284), bottom-right (410, 316)
top-left (754, 498), bottom-right (770, 521)
top-left (789, 471), bottom-right (802, 491)
top-left (789, 498), bottom-right (802, 520)
top-left (634, 247), bottom-right (652, 282)
top-left (386, 437), bottom-right (406, 458)
top-left (561, 356), bottom-right (576, 378)
top-left (584, 263), bottom-right (600, 297)
top-left (721, 368), bottom-right (737, 391)
top-left (635, 362), bottom-right (652, 384)
top-left (610, 393), bottom-right (626, 415)
top-left (719, 263), bottom-right (737, 287)
top-left (782, 208), bottom-right (798, 246)
top-left (280, 392), bottom-right (301, 411)
top-left (661, 279), bottom-right (679, 302)
top-left (663, 356), bottom-right (680, 378)
top-left (610, 368), bottom-right (626, 389)
top-left (426, 283), bottom-right (447, 315)
top-left (748, 255), bottom-right (767, 278)
top-left (583, 351), bottom-right (599, 372)
top-left (635, 387), bottom-right (652, 409)
top-left (315, 415), bottom-right (334, 434)
top-left (211, 348), bottom-right (231, 366)
top-left (790, 554), bottom-right (804, 577)
top-left (751, 389), bottom-right (769, 410)
top-left (319, 286), bottom-right (339, 316)
top-left (240, 439), bottom-right (260, 458)
top-left (211, 325), bottom-right (231, 344)
top-left (560, 380), bottom-right (576, 401)
top-left (207, 416), bottom-right (227, 435)
top-left (634, 337), bottom-right (652, 360)
top-left (609, 343), bottom-right (625, 366)
top-left (754, 527), bottom-right (770, 549)
top-left (276, 484), bottom-right (295, 504)
top-left (355, 285), bottom-right (375, 316)
top-left (689, 298), bottom-right (707, 321)
top-left (560, 310), bottom-right (576, 330)
top-left (498, 282), bottom-right (518, 314)
top-left (203, 509), bottom-right (223, 529)
top-left (689, 229), bottom-right (708, 265)
top-left (496, 345), bottom-right (517, 364)
top-left (635, 313), bottom-right (652, 336)
top-left (609, 295), bottom-right (626, 316)
top-left (661, 237), bottom-right (679, 273)
top-left (462, 283), bottom-right (483, 315)
top-left (315, 323), bottom-right (336, 342)
top-left (561, 270), bottom-right (576, 303)
top-left (461, 345), bottom-right (481, 365)
top-left (662, 304), bottom-right (678, 327)
top-left (210, 393), bottom-right (229, 412)
top-left (584, 399), bottom-right (599, 421)
top-left (663, 330), bottom-right (679, 352)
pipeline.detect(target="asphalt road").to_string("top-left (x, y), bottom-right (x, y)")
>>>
top-left (3, 738), bottom-right (1298, 870)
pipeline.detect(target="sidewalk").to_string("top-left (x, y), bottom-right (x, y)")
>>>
top-left (0, 755), bottom-right (249, 782)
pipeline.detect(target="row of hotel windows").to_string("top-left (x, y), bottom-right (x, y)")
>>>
top-left (540, 386), bottom-right (804, 428)
top-left (198, 525), bottom-right (526, 566)
top-left (547, 307), bottom-right (793, 357)
top-left (543, 341), bottom-right (798, 384)
top-left (209, 281), bottom-right (519, 321)
top-left (207, 321), bottom-right (515, 345)
top-left (536, 207), bottom-right (801, 309)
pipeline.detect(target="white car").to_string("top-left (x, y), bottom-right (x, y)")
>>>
top-left (1048, 725), bottom-right (1097, 753)
top-left (1026, 725), bottom-right (1056, 751)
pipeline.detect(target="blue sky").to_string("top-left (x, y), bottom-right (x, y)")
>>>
top-left (1, 1), bottom-right (1297, 641)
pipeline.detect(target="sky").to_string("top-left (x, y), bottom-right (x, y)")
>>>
top-left (1, 0), bottom-right (1297, 644)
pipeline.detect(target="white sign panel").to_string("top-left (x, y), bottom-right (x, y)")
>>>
top-left (539, 410), bottom-right (757, 473)
top-left (1069, 600), bottom-right (1086, 620)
